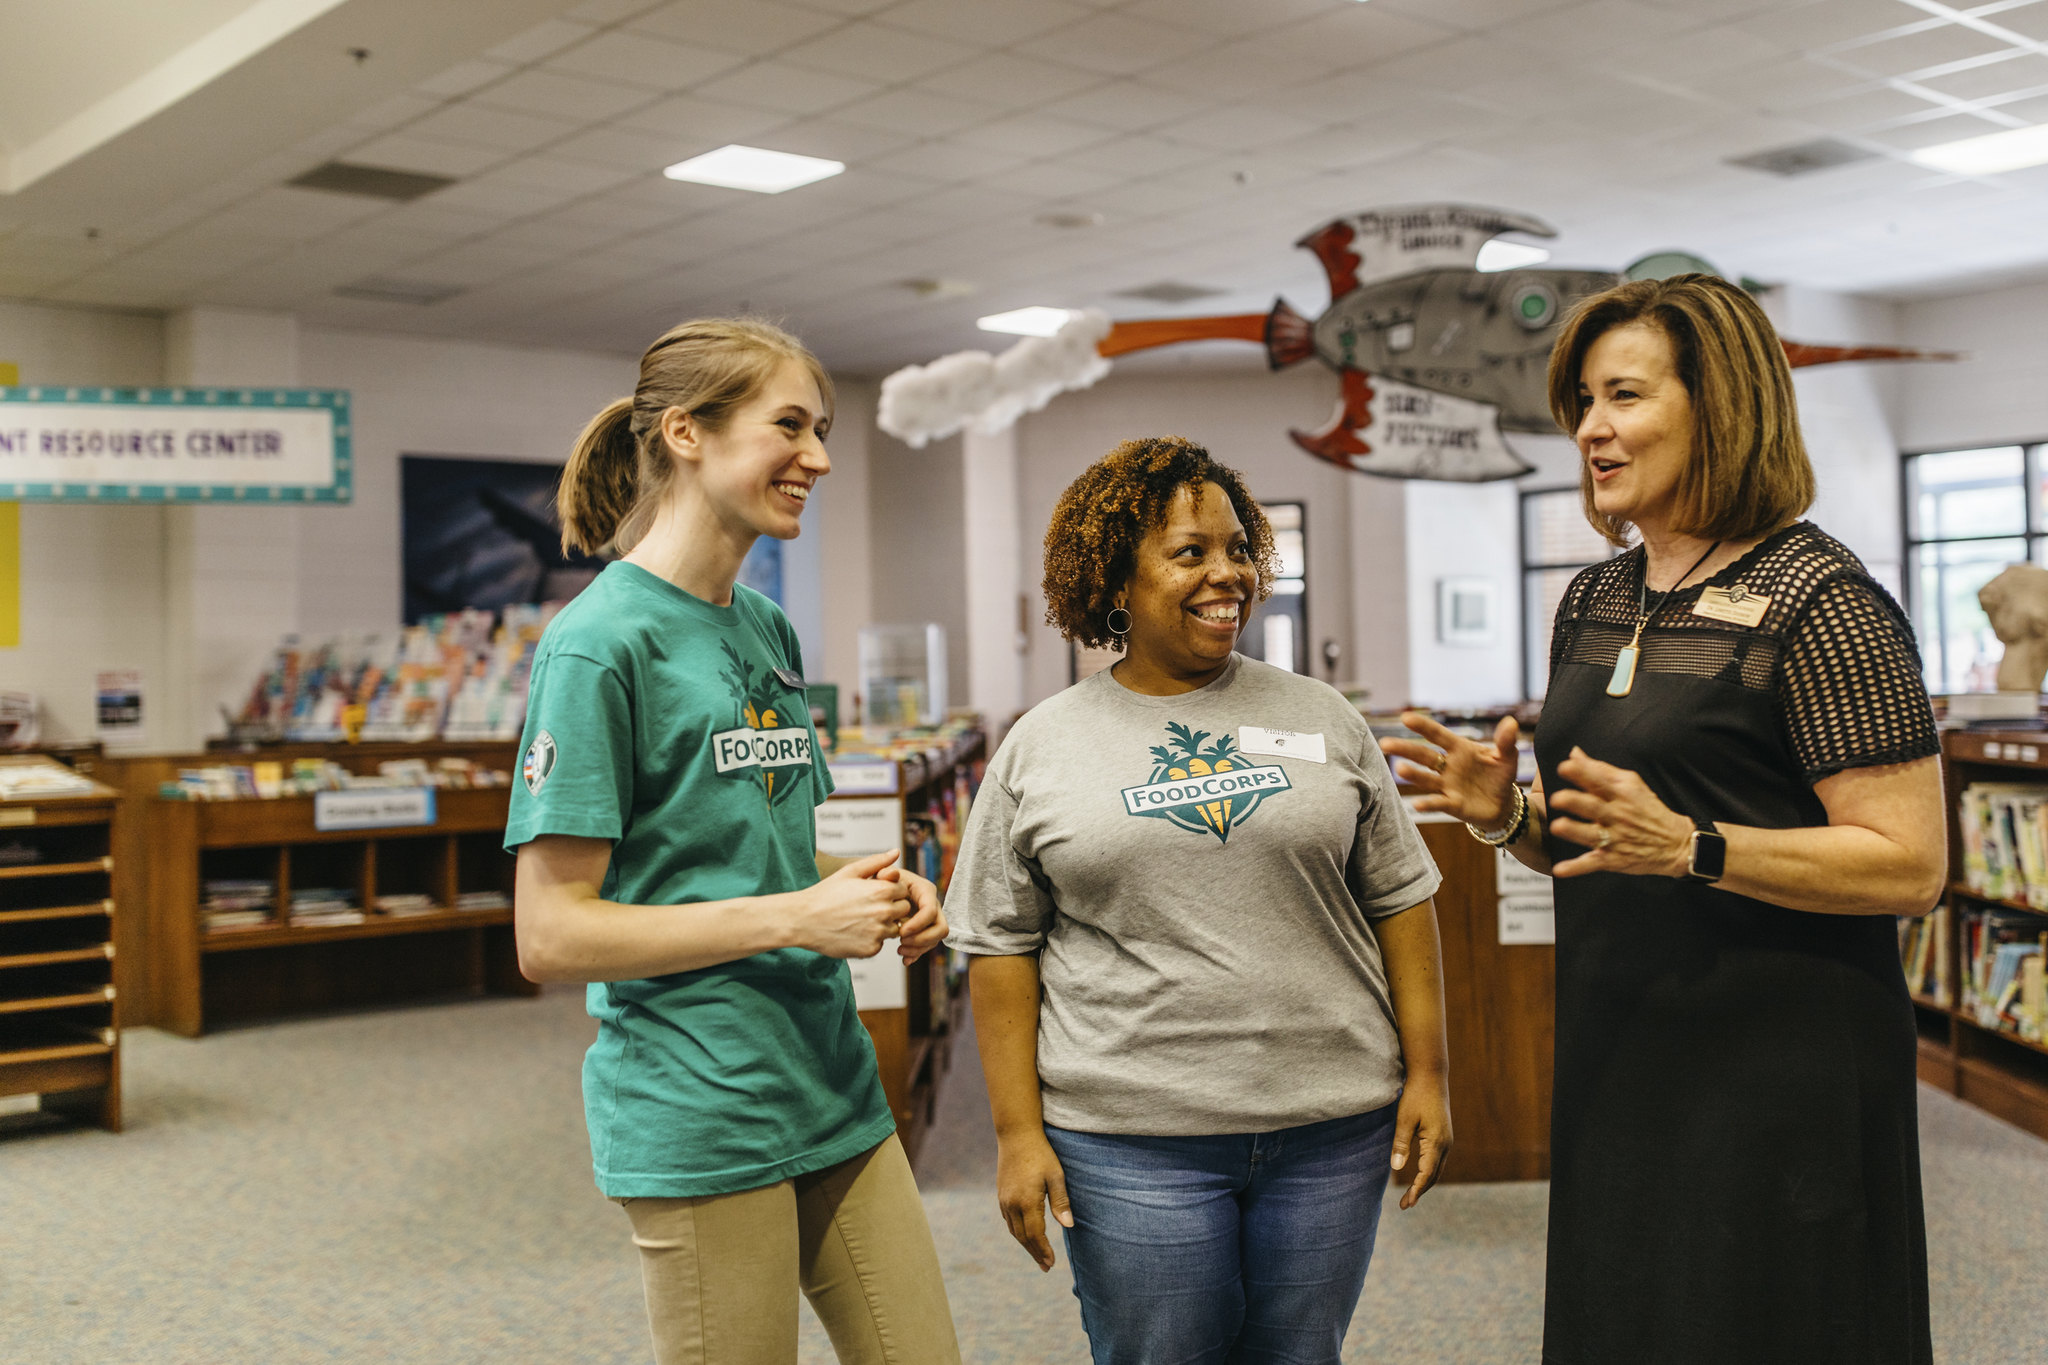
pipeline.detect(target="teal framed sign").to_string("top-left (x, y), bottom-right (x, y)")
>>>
top-left (0, 386), bottom-right (351, 503)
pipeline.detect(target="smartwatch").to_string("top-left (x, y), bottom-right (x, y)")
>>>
top-left (1685, 818), bottom-right (1726, 883)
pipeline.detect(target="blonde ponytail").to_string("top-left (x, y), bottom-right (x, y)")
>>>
top-left (559, 398), bottom-right (638, 555)
top-left (557, 317), bottom-right (834, 556)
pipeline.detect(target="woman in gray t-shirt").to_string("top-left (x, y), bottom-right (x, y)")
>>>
top-left (947, 436), bottom-right (1451, 1364)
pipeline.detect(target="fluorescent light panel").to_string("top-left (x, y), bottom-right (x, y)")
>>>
top-left (1912, 124), bottom-right (2048, 175)
top-left (1476, 240), bottom-right (1552, 272)
top-left (977, 306), bottom-right (1073, 336)
top-left (663, 144), bottom-right (844, 193)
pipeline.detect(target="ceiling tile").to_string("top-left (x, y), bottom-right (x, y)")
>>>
top-left (778, 21), bottom-right (980, 83)
top-left (486, 157), bottom-right (640, 196)
top-left (545, 29), bottom-right (747, 91)
top-left (1064, 133), bottom-right (1216, 176)
top-left (834, 87), bottom-right (1005, 135)
top-left (1794, 84), bottom-right (1954, 130)
top-left (1986, 3), bottom-right (2048, 44)
top-left (890, 183), bottom-right (1044, 226)
top-left (1908, 53), bottom-right (2048, 103)
top-left (406, 103), bottom-right (585, 152)
top-left (1014, 13), bottom-right (1219, 76)
top-left (753, 116), bottom-right (920, 163)
top-left (415, 60), bottom-right (519, 100)
top-left (473, 69), bottom-right (657, 121)
top-left (981, 160), bottom-right (1126, 200)
top-left (1706, 56), bottom-right (1870, 112)
top-left (784, 0), bottom-right (901, 17)
top-left (1733, 0), bottom-right (1933, 53)
top-left (1263, 121), bottom-right (1432, 174)
top-left (426, 178), bottom-right (582, 220)
top-left (867, 140), bottom-right (1032, 183)
top-left (347, 93), bottom-right (443, 133)
top-left (565, 0), bottom-right (665, 22)
top-left (1154, 104), bottom-right (1323, 153)
top-left (402, 242), bottom-right (564, 287)
top-left (1056, 81), bottom-right (1211, 132)
top-left (550, 125), bottom-right (702, 171)
top-left (950, 113), bottom-right (1112, 158)
top-left (690, 60), bottom-right (883, 114)
top-left (1367, 0), bottom-right (1585, 32)
top-left (624, 0), bottom-right (845, 56)
top-left (346, 134), bottom-right (509, 178)
top-left (1120, 0), bottom-right (1340, 38)
top-left (878, 0), bottom-right (1094, 45)
top-left (1137, 43), bottom-right (1328, 102)
top-left (613, 94), bottom-right (793, 143)
top-left (485, 19), bottom-right (600, 64)
top-left (915, 53), bottom-right (1103, 107)
top-left (1252, 3), bottom-right (1460, 69)
top-left (1838, 25), bottom-right (2020, 79)
top-left (372, 200), bottom-right (515, 240)
top-left (548, 192), bottom-right (696, 232)
top-left (482, 216), bottom-right (635, 253)
top-left (1865, 114), bottom-right (2001, 151)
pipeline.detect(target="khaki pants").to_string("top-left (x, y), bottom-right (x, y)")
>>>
top-left (618, 1133), bottom-right (961, 1365)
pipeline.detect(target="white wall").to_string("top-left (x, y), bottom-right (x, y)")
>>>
top-left (1898, 279), bottom-right (2048, 454)
top-left (0, 300), bottom-right (169, 745)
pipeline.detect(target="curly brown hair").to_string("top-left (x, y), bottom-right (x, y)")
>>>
top-left (1044, 436), bottom-right (1278, 651)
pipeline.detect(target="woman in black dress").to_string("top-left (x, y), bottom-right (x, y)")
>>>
top-left (1382, 273), bottom-right (1946, 1365)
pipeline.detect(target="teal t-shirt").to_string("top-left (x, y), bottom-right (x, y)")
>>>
top-left (504, 562), bottom-right (894, 1197)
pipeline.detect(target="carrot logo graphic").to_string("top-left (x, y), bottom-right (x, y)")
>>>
top-left (714, 641), bottom-right (811, 809)
top-left (1123, 722), bottom-right (1290, 844)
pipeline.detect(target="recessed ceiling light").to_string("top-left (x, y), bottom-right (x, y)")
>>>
top-left (1475, 240), bottom-right (1552, 272)
top-left (978, 307), bottom-right (1073, 337)
top-left (662, 144), bottom-right (844, 193)
top-left (1911, 124), bottom-right (2048, 176)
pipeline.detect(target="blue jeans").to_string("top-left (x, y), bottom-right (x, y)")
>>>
top-left (1045, 1101), bottom-right (1399, 1365)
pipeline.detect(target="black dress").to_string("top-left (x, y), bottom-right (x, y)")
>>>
top-left (1534, 524), bottom-right (1939, 1365)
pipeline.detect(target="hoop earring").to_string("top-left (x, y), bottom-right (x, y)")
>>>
top-left (1106, 607), bottom-right (1132, 636)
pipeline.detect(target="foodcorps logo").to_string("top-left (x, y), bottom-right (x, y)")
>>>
top-left (1121, 767), bottom-right (1289, 814)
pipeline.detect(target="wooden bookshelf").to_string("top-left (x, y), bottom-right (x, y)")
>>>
top-left (1915, 729), bottom-right (2048, 1141)
top-left (149, 785), bottom-right (536, 1036)
top-left (0, 769), bottom-right (123, 1132)
top-left (832, 730), bottom-right (984, 1164)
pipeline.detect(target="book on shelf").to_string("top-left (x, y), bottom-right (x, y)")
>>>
top-left (1959, 903), bottom-right (2048, 1043)
top-left (374, 893), bottom-right (438, 918)
top-left (202, 877), bottom-right (277, 933)
top-left (453, 890), bottom-right (510, 912)
top-left (1957, 782), bottom-right (2048, 907)
top-left (289, 887), bottom-right (363, 927)
top-left (0, 760), bottom-right (95, 800)
top-left (1899, 906), bottom-right (1951, 1006)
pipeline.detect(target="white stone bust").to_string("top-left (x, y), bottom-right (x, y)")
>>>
top-left (1980, 562), bottom-right (2048, 692)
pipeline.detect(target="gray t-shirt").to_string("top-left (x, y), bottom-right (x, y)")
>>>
top-left (947, 653), bottom-right (1441, 1136)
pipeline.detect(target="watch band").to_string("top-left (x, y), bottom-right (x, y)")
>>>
top-left (1685, 817), bottom-right (1726, 883)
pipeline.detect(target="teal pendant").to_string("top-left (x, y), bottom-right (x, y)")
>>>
top-left (1607, 645), bottom-right (1639, 697)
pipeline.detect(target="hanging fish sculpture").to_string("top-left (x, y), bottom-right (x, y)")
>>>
top-left (876, 202), bottom-right (1957, 478)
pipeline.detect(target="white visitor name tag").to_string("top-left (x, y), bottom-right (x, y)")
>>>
top-left (1238, 726), bottom-right (1326, 763)
top-left (1693, 584), bottom-right (1771, 627)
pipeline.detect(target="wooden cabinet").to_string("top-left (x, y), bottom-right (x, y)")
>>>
top-left (149, 786), bottom-right (537, 1036)
top-left (1912, 729), bottom-right (2048, 1141)
top-left (0, 777), bottom-right (122, 1131)
top-left (1419, 816), bottom-right (1556, 1183)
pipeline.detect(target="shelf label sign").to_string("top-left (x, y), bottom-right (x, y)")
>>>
top-left (314, 787), bottom-right (436, 832)
top-left (828, 761), bottom-right (899, 795)
top-left (0, 386), bottom-right (351, 503)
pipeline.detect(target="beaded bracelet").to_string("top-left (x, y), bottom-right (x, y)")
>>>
top-left (1466, 783), bottom-right (1529, 849)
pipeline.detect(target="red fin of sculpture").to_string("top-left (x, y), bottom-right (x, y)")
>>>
top-left (1782, 341), bottom-right (1962, 368)
top-left (1265, 298), bottom-right (1313, 371)
top-left (1290, 368), bottom-right (1375, 470)
top-left (1296, 220), bottom-right (1360, 298)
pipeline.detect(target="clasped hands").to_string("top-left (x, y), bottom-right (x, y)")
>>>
top-left (1381, 711), bottom-right (1693, 879)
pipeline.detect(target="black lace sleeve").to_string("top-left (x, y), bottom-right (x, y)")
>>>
top-left (1776, 572), bottom-right (1940, 783)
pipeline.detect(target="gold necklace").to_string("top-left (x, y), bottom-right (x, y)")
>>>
top-left (1606, 540), bottom-right (1721, 698)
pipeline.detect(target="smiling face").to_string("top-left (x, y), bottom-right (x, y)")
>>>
top-left (1576, 322), bottom-right (1694, 536)
top-left (1118, 481), bottom-right (1260, 681)
top-left (666, 356), bottom-right (831, 542)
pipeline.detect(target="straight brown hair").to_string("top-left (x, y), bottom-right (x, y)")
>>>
top-left (1546, 274), bottom-right (1814, 547)
top-left (558, 317), bottom-right (834, 554)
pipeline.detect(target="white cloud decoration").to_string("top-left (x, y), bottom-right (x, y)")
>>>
top-left (877, 309), bottom-right (1114, 448)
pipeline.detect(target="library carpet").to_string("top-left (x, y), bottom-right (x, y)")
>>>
top-left (0, 986), bottom-right (2040, 1365)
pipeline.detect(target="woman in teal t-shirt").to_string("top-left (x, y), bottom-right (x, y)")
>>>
top-left (506, 318), bottom-right (961, 1364)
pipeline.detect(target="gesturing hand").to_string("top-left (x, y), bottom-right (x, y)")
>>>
top-left (892, 867), bottom-right (949, 964)
top-left (1548, 747), bottom-right (1691, 879)
top-left (793, 850), bottom-right (913, 959)
top-left (1379, 710), bottom-right (1521, 832)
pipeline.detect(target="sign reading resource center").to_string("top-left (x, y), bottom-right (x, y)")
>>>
top-left (0, 386), bottom-right (351, 503)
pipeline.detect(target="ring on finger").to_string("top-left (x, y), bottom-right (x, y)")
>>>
top-left (1596, 826), bottom-right (1612, 851)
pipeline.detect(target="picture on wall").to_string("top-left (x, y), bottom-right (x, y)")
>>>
top-left (400, 455), bottom-right (782, 624)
